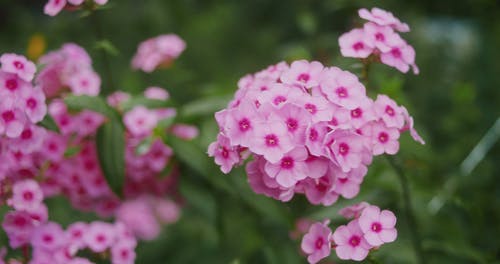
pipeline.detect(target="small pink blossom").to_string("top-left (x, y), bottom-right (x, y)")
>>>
top-left (338, 202), bottom-right (370, 219)
top-left (44, 0), bottom-right (67, 16)
top-left (280, 60), bottom-right (324, 89)
top-left (132, 34), bottom-right (186, 73)
top-left (339, 29), bottom-right (374, 58)
top-left (301, 221), bottom-right (332, 264)
top-left (9, 179), bottom-right (44, 212)
top-left (358, 7), bottom-right (410, 32)
top-left (208, 134), bottom-right (241, 174)
top-left (264, 147), bottom-right (309, 188)
top-left (0, 54), bottom-right (36, 82)
top-left (333, 220), bottom-right (372, 261)
top-left (123, 106), bottom-right (158, 136)
top-left (358, 205), bottom-right (397, 246)
top-left (144, 86), bottom-right (170, 100)
top-left (83, 222), bottom-right (115, 252)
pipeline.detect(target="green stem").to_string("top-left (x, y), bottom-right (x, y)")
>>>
top-left (386, 156), bottom-right (426, 264)
top-left (90, 10), bottom-right (114, 94)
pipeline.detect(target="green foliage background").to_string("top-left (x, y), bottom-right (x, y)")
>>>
top-left (0, 0), bottom-right (499, 263)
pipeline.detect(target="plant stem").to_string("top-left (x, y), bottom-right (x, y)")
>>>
top-left (90, 10), bottom-right (114, 94)
top-left (386, 156), bottom-right (425, 264)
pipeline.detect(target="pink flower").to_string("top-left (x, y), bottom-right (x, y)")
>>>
top-left (380, 34), bottom-right (419, 74)
top-left (0, 72), bottom-right (30, 98)
top-left (401, 106), bottom-right (425, 144)
top-left (116, 198), bottom-right (161, 241)
top-left (250, 115), bottom-right (294, 163)
top-left (319, 68), bottom-right (366, 110)
top-left (358, 205), bottom-right (397, 246)
top-left (363, 22), bottom-right (398, 53)
top-left (20, 86), bottom-right (47, 123)
top-left (66, 222), bottom-right (87, 250)
top-left (224, 101), bottom-right (259, 147)
top-left (208, 134), bottom-right (241, 174)
top-left (111, 241), bottom-right (136, 264)
top-left (170, 124), bottom-right (198, 140)
top-left (325, 130), bottom-right (365, 173)
top-left (369, 121), bottom-right (400, 155)
top-left (0, 54), bottom-right (36, 82)
top-left (358, 7), bottom-right (410, 32)
top-left (9, 125), bottom-right (46, 154)
top-left (154, 198), bottom-right (180, 224)
top-left (0, 101), bottom-right (27, 138)
top-left (339, 28), bottom-right (374, 58)
top-left (301, 221), bottom-right (332, 264)
top-left (2, 211), bottom-right (36, 248)
top-left (246, 158), bottom-right (295, 202)
top-left (333, 165), bottom-right (367, 199)
top-left (333, 220), bottom-right (372, 261)
top-left (132, 34), bottom-right (186, 73)
top-left (264, 147), bottom-right (309, 188)
top-left (123, 106), bottom-right (158, 136)
top-left (373, 94), bottom-right (405, 129)
top-left (83, 222), bottom-right (115, 252)
top-left (144, 86), bottom-right (170, 100)
top-left (44, 0), bottom-right (67, 16)
top-left (68, 71), bottom-right (101, 96)
top-left (302, 170), bottom-right (339, 206)
top-left (339, 202), bottom-right (370, 219)
top-left (31, 222), bottom-right (66, 251)
top-left (8, 179), bottom-right (44, 212)
top-left (280, 60), bottom-right (324, 89)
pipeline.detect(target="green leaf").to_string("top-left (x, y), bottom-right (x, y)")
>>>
top-left (37, 114), bottom-right (60, 133)
top-left (94, 39), bottom-right (120, 56)
top-left (179, 96), bottom-right (231, 118)
top-left (96, 119), bottom-right (126, 198)
top-left (120, 96), bottom-right (173, 112)
top-left (64, 95), bottom-right (119, 120)
top-left (64, 145), bottom-right (81, 158)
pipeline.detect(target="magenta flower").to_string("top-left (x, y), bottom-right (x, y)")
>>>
top-left (358, 205), bottom-right (397, 246)
top-left (207, 134), bottom-right (241, 174)
top-left (132, 34), bottom-right (186, 73)
top-left (339, 28), bottom-right (374, 58)
top-left (319, 67), bottom-right (366, 110)
top-left (380, 34), bottom-right (419, 74)
top-left (264, 147), bottom-right (309, 188)
top-left (374, 94), bottom-right (405, 129)
top-left (0, 54), bottom-right (36, 82)
top-left (44, 0), bottom-right (67, 17)
top-left (301, 221), bottom-right (332, 264)
top-left (333, 220), bottom-right (372, 261)
top-left (21, 86), bottom-right (47, 123)
top-left (83, 222), bottom-right (115, 253)
top-left (280, 60), bottom-right (324, 89)
top-left (325, 130), bottom-right (365, 173)
top-left (123, 106), bottom-right (158, 137)
top-left (68, 70), bottom-right (101, 96)
top-left (369, 121), bottom-right (400, 155)
top-left (250, 116), bottom-right (294, 163)
top-left (363, 22), bottom-right (398, 53)
top-left (8, 179), bottom-right (44, 212)
top-left (31, 222), bottom-right (66, 252)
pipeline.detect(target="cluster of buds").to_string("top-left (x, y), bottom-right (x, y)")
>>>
top-left (44, 0), bottom-right (109, 17)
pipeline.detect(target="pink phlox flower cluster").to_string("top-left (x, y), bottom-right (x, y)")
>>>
top-left (0, 53), bottom-right (47, 138)
top-left (44, 0), bottom-right (108, 17)
top-left (116, 195), bottom-right (180, 241)
top-left (339, 7), bottom-right (419, 74)
top-left (300, 204), bottom-right (397, 263)
top-left (131, 34), bottom-right (186, 73)
top-left (209, 60), bottom-right (424, 205)
top-left (36, 43), bottom-right (101, 97)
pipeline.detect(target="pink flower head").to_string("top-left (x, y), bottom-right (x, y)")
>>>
top-left (374, 94), bottom-right (405, 129)
top-left (44, 0), bottom-right (67, 16)
top-left (132, 34), bottom-right (186, 73)
top-left (339, 202), bottom-right (370, 219)
top-left (208, 134), bottom-right (241, 174)
top-left (68, 70), bottom-right (101, 96)
top-left (0, 54), bottom-right (36, 82)
top-left (9, 125), bottom-right (46, 154)
top-left (9, 179), bottom-right (44, 212)
top-left (333, 220), bottom-right (372, 261)
top-left (111, 241), bottom-right (136, 264)
top-left (66, 222), bottom-right (88, 250)
top-left (250, 115), bottom-right (294, 163)
top-left (380, 34), bottom-right (419, 74)
top-left (358, 205), bottom-right (397, 246)
top-left (264, 147), bottom-right (309, 188)
top-left (338, 28), bottom-right (374, 58)
top-left (296, 95), bottom-right (333, 123)
top-left (2, 211), bottom-right (36, 248)
top-left (301, 221), bottom-right (332, 264)
top-left (369, 121), bottom-right (400, 155)
top-left (83, 222), bottom-right (115, 252)
top-left (363, 22), bottom-right (398, 53)
top-left (280, 60), bottom-right (324, 89)
top-left (325, 130), bottom-right (365, 173)
top-left (275, 103), bottom-right (311, 145)
top-left (0, 72), bottom-right (30, 99)
top-left (21, 86), bottom-right (47, 123)
top-left (223, 101), bottom-right (259, 147)
top-left (31, 222), bottom-right (66, 252)
top-left (319, 67), bottom-right (366, 110)
top-left (358, 7), bottom-right (410, 32)
top-left (123, 106), bottom-right (158, 136)
top-left (144, 86), bottom-right (170, 100)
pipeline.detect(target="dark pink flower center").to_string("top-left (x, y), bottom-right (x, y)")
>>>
top-left (21, 129), bottom-right (33, 140)
top-left (378, 132), bottom-right (389, 143)
top-left (351, 108), bottom-right (362, 118)
top-left (391, 48), bottom-right (402, 58)
top-left (286, 118), bottom-right (298, 132)
top-left (308, 128), bottom-right (318, 141)
top-left (96, 234), bottom-right (106, 243)
top-left (329, 117), bottom-right (338, 127)
top-left (260, 86), bottom-right (268, 91)
top-left (72, 230), bottom-right (82, 238)
top-left (13, 61), bottom-right (24, 69)
top-left (221, 147), bottom-right (229, 158)
top-left (2, 111), bottom-right (15, 122)
top-left (338, 143), bottom-right (349, 156)
top-left (5, 79), bottom-right (18, 91)
top-left (265, 134), bottom-right (279, 147)
top-left (304, 103), bottom-right (317, 114)
top-left (42, 234), bottom-right (53, 243)
top-left (315, 237), bottom-right (324, 249)
top-left (238, 118), bottom-right (251, 132)
top-left (280, 157), bottom-right (294, 169)
top-left (121, 249), bottom-right (129, 258)
top-left (80, 79), bottom-right (89, 87)
top-left (335, 87), bottom-right (348, 98)
top-left (353, 42), bottom-right (364, 51)
top-left (338, 177), bottom-right (348, 184)
top-left (375, 33), bottom-right (385, 41)
top-left (23, 191), bottom-right (34, 201)
top-left (14, 216), bottom-right (28, 227)
top-left (26, 98), bottom-right (37, 109)
top-left (349, 235), bottom-right (361, 247)
top-left (385, 105), bottom-right (395, 116)
top-left (273, 96), bottom-right (287, 106)
top-left (297, 73), bottom-right (310, 82)
top-left (371, 222), bottom-right (382, 233)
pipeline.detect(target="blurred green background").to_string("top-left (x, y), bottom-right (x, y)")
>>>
top-left (1, 0), bottom-right (499, 263)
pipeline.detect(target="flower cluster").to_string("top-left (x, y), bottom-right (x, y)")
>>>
top-left (209, 59), bottom-right (423, 205)
top-left (301, 203), bottom-right (397, 263)
top-left (2, 179), bottom-right (137, 264)
top-left (0, 43), bottom-right (193, 263)
top-left (36, 43), bottom-right (101, 97)
top-left (0, 53), bottom-right (46, 139)
top-left (44, 0), bottom-right (108, 17)
top-left (339, 7), bottom-right (419, 74)
top-left (131, 34), bottom-right (186, 73)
